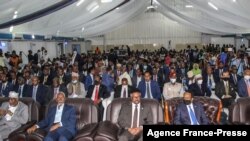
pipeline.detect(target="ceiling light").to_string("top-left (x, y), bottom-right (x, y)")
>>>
top-left (13, 15), bottom-right (17, 19)
top-left (76, 0), bottom-right (85, 6)
top-left (32, 35), bottom-right (35, 39)
top-left (232, 0), bottom-right (236, 2)
top-left (101, 0), bottom-right (112, 3)
top-left (9, 26), bottom-right (13, 32)
top-left (90, 5), bottom-right (99, 13)
top-left (185, 5), bottom-right (193, 8)
top-left (208, 2), bottom-right (218, 10)
top-left (81, 27), bottom-right (85, 32)
top-left (14, 11), bottom-right (18, 15)
top-left (116, 7), bottom-right (119, 10)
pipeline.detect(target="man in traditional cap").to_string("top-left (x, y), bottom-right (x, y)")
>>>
top-left (189, 74), bottom-right (211, 97)
top-left (67, 72), bottom-right (86, 98)
top-left (163, 72), bottom-right (184, 99)
top-left (0, 91), bottom-right (28, 141)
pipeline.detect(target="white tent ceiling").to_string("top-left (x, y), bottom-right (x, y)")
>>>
top-left (0, 0), bottom-right (249, 38)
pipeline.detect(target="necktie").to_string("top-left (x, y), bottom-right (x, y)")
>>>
top-left (225, 82), bottom-right (229, 95)
top-left (146, 82), bottom-right (151, 98)
top-left (18, 86), bottom-right (22, 97)
top-left (94, 86), bottom-right (99, 103)
top-left (123, 87), bottom-right (126, 98)
top-left (58, 104), bottom-right (62, 110)
top-left (32, 86), bottom-right (37, 101)
top-left (188, 105), bottom-right (198, 125)
top-left (132, 104), bottom-right (138, 128)
top-left (234, 75), bottom-right (237, 84)
top-left (12, 80), bottom-right (15, 85)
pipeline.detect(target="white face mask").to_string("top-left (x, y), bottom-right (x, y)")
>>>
top-left (72, 80), bottom-right (77, 84)
top-left (244, 75), bottom-right (250, 80)
top-left (197, 80), bottom-right (203, 85)
top-left (170, 78), bottom-right (176, 84)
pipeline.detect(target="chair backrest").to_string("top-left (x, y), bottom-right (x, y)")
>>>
top-left (46, 98), bottom-right (98, 131)
top-left (164, 96), bottom-right (222, 124)
top-left (229, 97), bottom-right (250, 124)
top-left (0, 97), bottom-right (39, 122)
top-left (106, 98), bottom-right (163, 124)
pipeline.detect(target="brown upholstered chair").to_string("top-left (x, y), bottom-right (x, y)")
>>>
top-left (94, 98), bottom-right (164, 141)
top-left (164, 96), bottom-right (222, 125)
top-left (0, 97), bottom-right (39, 141)
top-left (26, 98), bottom-right (98, 141)
top-left (229, 97), bottom-right (250, 125)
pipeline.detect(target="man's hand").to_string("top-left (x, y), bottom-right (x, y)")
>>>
top-left (27, 125), bottom-right (37, 134)
top-left (128, 128), bottom-right (142, 135)
top-left (49, 123), bottom-right (61, 132)
top-left (0, 109), bottom-right (7, 116)
top-left (6, 110), bottom-right (13, 116)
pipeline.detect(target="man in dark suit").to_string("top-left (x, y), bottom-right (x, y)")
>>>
top-left (84, 67), bottom-right (95, 91)
top-left (132, 69), bottom-right (143, 88)
top-left (57, 67), bottom-right (70, 86)
top-left (173, 91), bottom-right (209, 125)
top-left (189, 74), bottom-right (211, 97)
top-left (0, 74), bottom-right (13, 97)
top-left (13, 76), bottom-right (29, 98)
top-left (39, 65), bottom-right (53, 86)
top-left (114, 78), bottom-right (135, 98)
top-left (27, 92), bottom-right (77, 141)
top-left (47, 77), bottom-right (68, 104)
top-left (214, 61), bottom-right (227, 83)
top-left (138, 71), bottom-right (161, 100)
top-left (229, 65), bottom-right (241, 88)
top-left (215, 71), bottom-right (236, 108)
top-left (27, 76), bottom-right (48, 106)
top-left (86, 75), bottom-right (110, 121)
top-left (238, 69), bottom-right (250, 97)
top-left (118, 89), bottom-right (153, 141)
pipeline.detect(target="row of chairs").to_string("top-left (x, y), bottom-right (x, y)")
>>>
top-left (1, 96), bottom-right (249, 141)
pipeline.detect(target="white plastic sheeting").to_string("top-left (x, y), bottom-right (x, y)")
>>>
top-left (0, 0), bottom-right (250, 37)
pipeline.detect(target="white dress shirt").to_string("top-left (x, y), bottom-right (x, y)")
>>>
top-left (121, 85), bottom-right (128, 98)
top-left (5, 103), bottom-right (18, 121)
top-left (136, 76), bottom-right (142, 88)
top-left (54, 104), bottom-right (64, 126)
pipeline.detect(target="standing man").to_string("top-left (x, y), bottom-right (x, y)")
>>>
top-left (117, 89), bottom-right (153, 141)
top-left (0, 91), bottom-right (28, 141)
top-left (27, 92), bottom-right (77, 141)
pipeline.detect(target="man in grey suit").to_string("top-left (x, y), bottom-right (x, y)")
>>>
top-left (117, 89), bottom-right (153, 141)
top-left (0, 91), bottom-right (28, 141)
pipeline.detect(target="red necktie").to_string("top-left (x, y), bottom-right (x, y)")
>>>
top-left (94, 86), bottom-right (99, 103)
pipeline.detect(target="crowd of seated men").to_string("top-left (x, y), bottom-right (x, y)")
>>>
top-left (0, 43), bottom-right (250, 140)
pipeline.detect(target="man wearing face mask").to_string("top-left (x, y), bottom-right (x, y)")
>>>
top-left (173, 91), bottom-right (209, 125)
top-left (238, 69), bottom-right (250, 97)
top-left (189, 74), bottom-right (211, 97)
top-left (67, 72), bottom-right (86, 98)
top-left (215, 71), bottom-right (236, 108)
top-left (163, 72), bottom-right (184, 99)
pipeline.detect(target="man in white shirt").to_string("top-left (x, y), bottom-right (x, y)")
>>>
top-left (27, 92), bottom-right (77, 141)
top-left (0, 91), bottom-right (28, 141)
top-left (118, 65), bottom-right (132, 86)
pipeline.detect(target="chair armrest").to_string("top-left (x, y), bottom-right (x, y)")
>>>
top-left (95, 121), bottom-right (120, 141)
top-left (74, 123), bottom-right (98, 139)
top-left (8, 120), bottom-right (37, 137)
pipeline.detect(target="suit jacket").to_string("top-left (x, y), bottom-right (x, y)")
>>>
top-left (27, 84), bottom-right (48, 106)
top-left (229, 74), bottom-right (241, 87)
top-left (46, 85), bottom-right (68, 103)
top-left (37, 104), bottom-right (77, 136)
top-left (215, 81), bottom-right (236, 108)
top-left (0, 82), bottom-right (13, 97)
top-left (85, 74), bottom-right (93, 91)
top-left (114, 85), bottom-right (135, 98)
top-left (13, 84), bottom-right (29, 98)
top-left (117, 101), bottom-right (153, 129)
top-left (238, 78), bottom-right (249, 97)
top-left (39, 74), bottom-right (53, 86)
top-left (131, 76), bottom-right (144, 88)
top-left (214, 68), bottom-right (227, 83)
top-left (138, 80), bottom-right (161, 100)
top-left (0, 102), bottom-right (28, 131)
top-left (86, 84), bottom-right (110, 100)
top-left (173, 102), bottom-right (209, 125)
top-left (189, 83), bottom-right (211, 97)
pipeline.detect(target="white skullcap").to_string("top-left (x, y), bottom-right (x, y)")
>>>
top-left (187, 71), bottom-right (194, 78)
top-left (72, 72), bottom-right (79, 77)
top-left (116, 63), bottom-right (122, 67)
top-left (194, 74), bottom-right (202, 79)
top-left (9, 91), bottom-right (19, 99)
